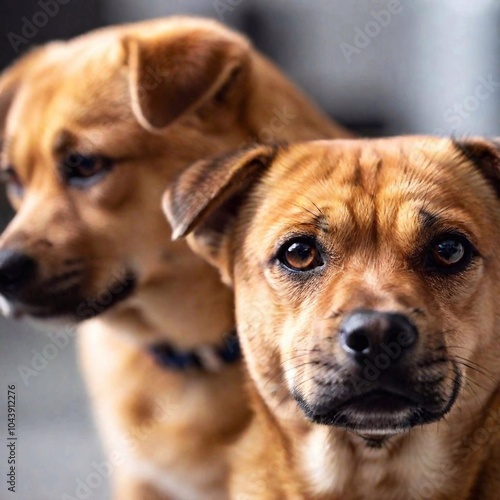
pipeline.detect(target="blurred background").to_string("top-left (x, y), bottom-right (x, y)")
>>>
top-left (0, 0), bottom-right (499, 498)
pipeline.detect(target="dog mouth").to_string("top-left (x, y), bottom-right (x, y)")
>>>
top-left (295, 389), bottom-right (418, 434)
top-left (293, 363), bottom-right (462, 434)
top-left (1, 270), bottom-right (137, 321)
top-left (338, 389), bottom-right (418, 413)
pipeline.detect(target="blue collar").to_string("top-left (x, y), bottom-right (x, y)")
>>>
top-left (147, 330), bottom-right (241, 372)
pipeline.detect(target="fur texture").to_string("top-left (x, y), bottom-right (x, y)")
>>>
top-left (166, 137), bottom-right (500, 499)
top-left (0, 17), bottom-right (350, 499)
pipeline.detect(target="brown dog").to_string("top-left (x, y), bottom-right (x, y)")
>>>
top-left (0, 17), bottom-right (351, 499)
top-left (165, 137), bottom-right (500, 499)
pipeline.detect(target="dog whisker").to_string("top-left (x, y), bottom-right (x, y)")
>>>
top-left (452, 357), bottom-right (498, 385)
top-left (459, 370), bottom-right (493, 394)
top-left (263, 361), bottom-right (311, 389)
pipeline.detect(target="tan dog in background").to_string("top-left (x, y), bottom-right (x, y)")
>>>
top-left (166, 137), bottom-right (500, 499)
top-left (0, 17), bottom-right (351, 499)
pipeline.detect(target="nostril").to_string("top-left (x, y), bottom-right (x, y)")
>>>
top-left (386, 320), bottom-right (418, 349)
top-left (0, 250), bottom-right (37, 295)
top-left (343, 329), bottom-right (371, 354)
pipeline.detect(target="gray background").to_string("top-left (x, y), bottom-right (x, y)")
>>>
top-left (0, 0), bottom-right (499, 499)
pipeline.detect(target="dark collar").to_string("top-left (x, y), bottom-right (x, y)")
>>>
top-left (147, 330), bottom-right (241, 372)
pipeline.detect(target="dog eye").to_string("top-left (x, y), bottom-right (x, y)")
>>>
top-left (0, 167), bottom-right (24, 197)
top-left (277, 238), bottom-right (324, 272)
top-left (426, 234), bottom-right (475, 273)
top-left (61, 153), bottom-right (113, 188)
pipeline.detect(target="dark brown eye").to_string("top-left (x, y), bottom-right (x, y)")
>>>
top-left (427, 234), bottom-right (475, 273)
top-left (278, 238), bottom-right (323, 272)
top-left (61, 153), bottom-right (113, 188)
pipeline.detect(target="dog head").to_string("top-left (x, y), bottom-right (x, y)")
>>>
top-left (0, 17), bottom-right (338, 325)
top-left (165, 137), bottom-right (500, 435)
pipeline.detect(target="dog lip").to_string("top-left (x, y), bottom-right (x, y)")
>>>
top-left (294, 363), bottom-right (462, 431)
top-left (4, 271), bottom-right (137, 321)
top-left (305, 389), bottom-right (420, 420)
top-left (294, 390), bottom-right (417, 432)
top-left (76, 271), bottom-right (138, 320)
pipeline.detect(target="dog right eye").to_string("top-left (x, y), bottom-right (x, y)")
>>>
top-left (61, 153), bottom-right (113, 188)
top-left (277, 238), bottom-right (324, 272)
top-left (425, 233), bottom-right (477, 274)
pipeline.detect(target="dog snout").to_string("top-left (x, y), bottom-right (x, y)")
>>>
top-left (340, 310), bottom-right (418, 364)
top-left (0, 249), bottom-right (37, 298)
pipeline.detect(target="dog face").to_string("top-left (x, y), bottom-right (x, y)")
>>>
top-left (166, 137), bottom-right (500, 435)
top-left (0, 18), bottom-right (268, 322)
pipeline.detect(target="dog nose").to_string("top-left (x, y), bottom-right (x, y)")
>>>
top-left (340, 310), bottom-right (418, 362)
top-left (0, 250), bottom-right (37, 297)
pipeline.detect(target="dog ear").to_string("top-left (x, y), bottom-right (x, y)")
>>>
top-left (163, 144), bottom-right (278, 283)
top-left (123, 27), bottom-right (251, 131)
top-left (454, 138), bottom-right (500, 197)
top-left (0, 46), bottom-right (45, 138)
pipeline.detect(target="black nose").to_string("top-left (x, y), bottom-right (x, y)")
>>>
top-left (340, 310), bottom-right (418, 363)
top-left (0, 250), bottom-right (37, 297)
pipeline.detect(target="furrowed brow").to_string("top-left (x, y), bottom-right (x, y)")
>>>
top-left (52, 129), bottom-right (76, 157)
top-left (419, 209), bottom-right (440, 231)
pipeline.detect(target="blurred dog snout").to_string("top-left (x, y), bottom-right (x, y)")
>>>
top-left (340, 309), bottom-right (418, 365)
top-left (0, 249), bottom-right (37, 298)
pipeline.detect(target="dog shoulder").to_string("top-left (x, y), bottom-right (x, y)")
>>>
top-left (229, 388), bottom-right (304, 499)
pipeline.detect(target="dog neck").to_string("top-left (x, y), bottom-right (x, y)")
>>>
top-left (266, 388), bottom-right (500, 499)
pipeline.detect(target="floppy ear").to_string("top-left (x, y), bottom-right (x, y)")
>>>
top-left (123, 27), bottom-right (251, 131)
top-left (454, 137), bottom-right (500, 197)
top-left (0, 46), bottom-right (45, 138)
top-left (163, 144), bottom-right (278, 284)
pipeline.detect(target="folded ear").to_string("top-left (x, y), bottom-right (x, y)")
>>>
top-left (123, 25), bottom-right (251, 131)
top-left (163, 144), bottom-right (278, 283)
top-left (454, 137), bottom-right (500, 197)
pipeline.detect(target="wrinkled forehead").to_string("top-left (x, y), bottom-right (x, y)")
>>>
top-left (3, 39), bottom-right (134, 166)
top-left (248, 138), bottom-right (498, 253)
top-left (5, 38), bottom-right (128, 136)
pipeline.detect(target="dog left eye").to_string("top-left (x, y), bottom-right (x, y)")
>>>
top-left (277, 238), bottom-right (324, 272)
top-left (426, 234), bottom-right (475, 273)
top-left (61, 153), bottom-right (113, 188)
